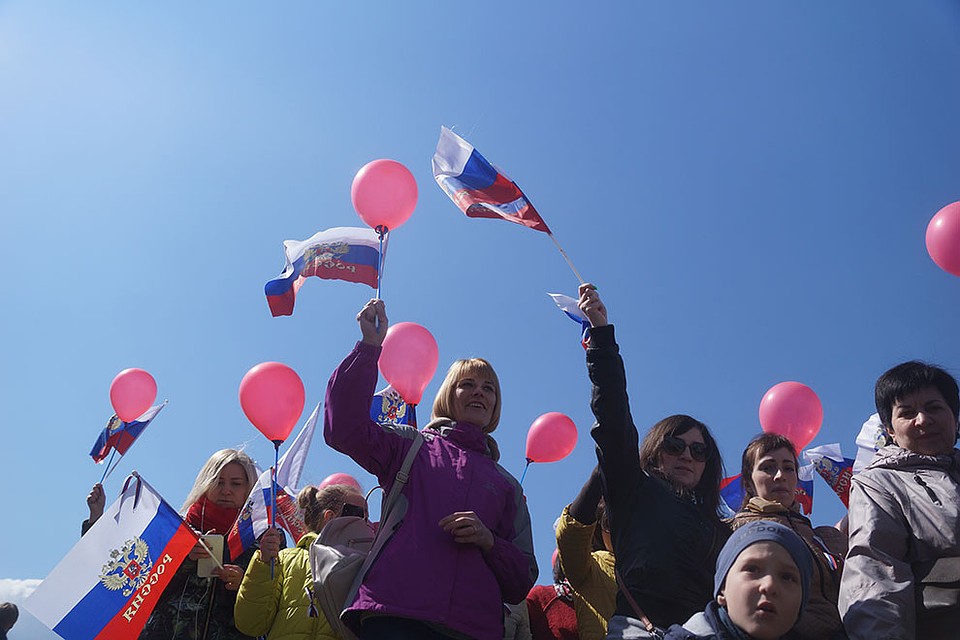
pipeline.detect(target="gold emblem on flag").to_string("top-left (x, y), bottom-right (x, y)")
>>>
top-left (100, 537), bottom-right (153, 597)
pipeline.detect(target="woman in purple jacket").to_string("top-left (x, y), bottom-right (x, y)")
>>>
top-left (324, 299), bottom-right (538, 640)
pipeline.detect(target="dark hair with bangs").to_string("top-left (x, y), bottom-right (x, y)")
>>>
top-left (875, 361), bottom-right (960, 432)
top-left (638, 414), bottom-right (724, 524)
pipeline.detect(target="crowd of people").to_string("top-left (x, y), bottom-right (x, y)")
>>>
top-left (70, 285), bottom-right (958, 640)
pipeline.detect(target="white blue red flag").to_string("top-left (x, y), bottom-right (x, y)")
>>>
top-left (89, 402), bottom-right (167, 464)
top-left (795, 463), bottom-right (815, 515)
top-left (854, 413), bottom-right (885, 473)
top-left (720, 469), bottom-right (814, 516)
top-left (265, 227), bottom-right (382, 317)
top-left (24, 474), bottom-right (197, 640)
top-left (804, 443), bottom-right (855, 507)
top-left (370, 384), bottom-right (416, 428)
top-left (720, 475), bottom-right (745, 515)
top-left (547, 293), bottom-right (590, 349)
top-left (432, 126), bottom-right (551, 233)
top-left (227, 403), bottom-right (318, 559)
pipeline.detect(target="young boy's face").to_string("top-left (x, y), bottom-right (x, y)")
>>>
top-left (717, 541), bottom-right (802, 640)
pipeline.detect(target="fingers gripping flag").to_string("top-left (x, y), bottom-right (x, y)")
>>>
top-left (433, 126), bottom-right (550, 233)
top-left (24, 474), bottom-right (198, 640)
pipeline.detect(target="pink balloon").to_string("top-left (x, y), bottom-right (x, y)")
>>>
top-left (525, 412), bottom-right (578, 463)
top-left (351, 159), bottom-right (418, 231)
top-left (926, 201), bottom-right (960, 277)
top-left (110, 368), bottom-right (158, 422)
top-left (758, 381), bottom-right (823, 451)
top-left (318, 473), bottom-right (362, 492)
top-left (239, 362), bottom-right (305, 443)
top-left (378, 322), bottom-right (439, 405)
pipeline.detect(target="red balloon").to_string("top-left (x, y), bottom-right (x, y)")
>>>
top-left (926, 201), bottom-right (960, 277)
top-left (758, 381), bottom-right (823, 451)
top-left (378, 322), bottom-right (439, 405)
top-left (110, 368), bottom-right (157, 422)
top-left (525, 412), bottom-right (578, 463)
top-left (239, 362), bottom-right (305, 443)
top-left (318, 473), bottom-right (362, 492)
top-left (351, 159), bottom-right (418, 231)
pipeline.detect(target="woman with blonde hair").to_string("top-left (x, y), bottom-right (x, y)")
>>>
top-left (235, 483), bottom-right (369, 639)
top-left (140, 448), bottom-right (259, 640)
top-left (324, 299), bottom-right (537, 640)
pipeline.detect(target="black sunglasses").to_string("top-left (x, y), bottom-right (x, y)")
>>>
top-left (661, 436), bottom-right (709, 462)
top-left (341, 503), bottom-right (367, 520)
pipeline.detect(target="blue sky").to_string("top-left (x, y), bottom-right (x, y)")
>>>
top-left (3, 2), bottom-right (960, 637)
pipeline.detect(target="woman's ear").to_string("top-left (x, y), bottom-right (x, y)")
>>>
top-left (321, 509), bottom-right (337, 527)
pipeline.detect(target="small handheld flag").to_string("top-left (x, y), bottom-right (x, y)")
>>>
top-left (370, 384), bottom-right (417, 428)
top-left (804, 443), bottom-right (855, 507)
top-left (547, 293), bottom-right (590, 349)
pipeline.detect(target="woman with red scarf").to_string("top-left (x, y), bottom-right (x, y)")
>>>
top-left (140, 448), bottom-right (259, 640)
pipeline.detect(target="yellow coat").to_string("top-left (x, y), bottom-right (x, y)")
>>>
top-left (234, 532), bottom-right (339, 640)
top-left (555, 506), bottom-right (616, 640)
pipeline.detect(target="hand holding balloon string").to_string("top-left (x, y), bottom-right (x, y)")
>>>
top-left (439, 511), bottom-right (494, 552)
top-left (358, 299), bottom-right (388, 347)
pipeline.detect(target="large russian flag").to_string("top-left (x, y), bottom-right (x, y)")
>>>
top-left (432, 126), bottom-right (551, 233)
top-left (24, 474), bottom-right (197, 640)
top-left (264, 227), bottom-right (381, 317)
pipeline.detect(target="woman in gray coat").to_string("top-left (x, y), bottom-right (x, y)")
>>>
top-left (839, 360), bottom-right (960, 639)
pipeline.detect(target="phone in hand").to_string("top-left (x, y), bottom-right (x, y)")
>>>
top-left (197, 534), bottom-right (224, 578)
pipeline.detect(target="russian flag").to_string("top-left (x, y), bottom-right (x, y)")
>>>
top-left (547, 293), bottom-right (591, 349)
top-left (720, 474), bottom-right (745, 514)
top-left (370, 384), bottom-right (417, 428)
top-left (264, 227), bottom-right (382, 317)
top-left (89, 402), bottom-right (167, 464)
top-left (803, 443), bottom-right (855, 507)
top-left (720, 471), bottom-right (815, 515)
top-left (795, 463), bottom-right (815, 515)
top-left (433, 126), bottom-right (551, 233)
top-left (24, 474), bottom-right (197, 640)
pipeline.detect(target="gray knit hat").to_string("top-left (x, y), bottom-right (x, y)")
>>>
top-left (714, 520), bottom-right (813, 615)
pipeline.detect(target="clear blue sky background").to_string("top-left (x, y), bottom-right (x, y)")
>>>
top-left (3, 2), bottom-right (960, 637)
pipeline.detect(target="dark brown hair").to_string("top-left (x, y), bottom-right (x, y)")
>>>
top-left (297, 484), bottom-right (363, 533)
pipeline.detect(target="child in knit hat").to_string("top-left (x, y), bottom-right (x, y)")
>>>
top-left (663, 521), bottom-right (813, 640)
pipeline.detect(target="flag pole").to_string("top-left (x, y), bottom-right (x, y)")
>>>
top-left (547, 232), bottom-right (584, 285)
top-left (99, 449), bottom-right (117, 484)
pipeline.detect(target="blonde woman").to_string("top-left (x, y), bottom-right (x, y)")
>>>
top-left (140, 449), bottom-right (258, 640)
top-left (324, 299), bottom-right (537, 640)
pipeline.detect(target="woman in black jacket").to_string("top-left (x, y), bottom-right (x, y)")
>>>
top-left (578, 284), bottom-right (729, 638)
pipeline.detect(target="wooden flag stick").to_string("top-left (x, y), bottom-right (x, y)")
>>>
top-left (547, 232), bottom-right (584, 285)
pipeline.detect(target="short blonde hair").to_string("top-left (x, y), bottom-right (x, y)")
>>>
top-left (181, 448), bottom-right (258, 513)
top-left (431, 358), bottom-right (501, 433)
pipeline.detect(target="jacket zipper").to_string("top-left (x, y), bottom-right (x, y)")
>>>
top-left (914, 474), bottom-right (942, 505)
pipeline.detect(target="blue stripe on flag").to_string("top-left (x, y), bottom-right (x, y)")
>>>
top-left (456, 150), bottom-right (498, 190)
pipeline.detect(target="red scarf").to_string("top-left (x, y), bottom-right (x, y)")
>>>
top-left (184, 495), bottom-right (241, 535)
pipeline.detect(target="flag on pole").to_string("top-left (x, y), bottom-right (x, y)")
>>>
top-left (24, 474), bottom-right (197, 640)
top-left (370, 384), bottom-right (416, 427)
top-left (795, 463), bottom-right (815, 515)
top-left (804, 443), bottom-right (855, 507)
top-left (720, 474), bottom-right (745, 514)
top-left (264, 227), bottom-right (382, 317)
top-left (227, 403), bottom-right (319, 560)
top-left (547, 293), bottom-right (590, 349)
top-left (432, 126), bottom-right (551, 233)
top-left (89, 402), bottom-right (167, 464)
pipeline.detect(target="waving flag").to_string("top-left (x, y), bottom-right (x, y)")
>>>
top-left (804, 443), bottom-right (855, 507)
top-left (795, 463), bottom-right (815, 515)
top-left (227, 403), bottom-right (318, 559)
top-left (370, 384), bottom-right (416, 427)
top-left (854, 413), bottom-right (885, 473)
top-left (720, 469), bottom-right (814, 515)
top-left (433, 126), bottom-right (550, 233)
top-left (24, 474), bottom-right (197, 640)
top-left (265, 227), bottom-right (382, 317)
top-left (90, 402), bottom-right (167, 464)
top-left (547, 293), bottom-right (590, 349)
top-left (720, 474), bottom-right (745, 515)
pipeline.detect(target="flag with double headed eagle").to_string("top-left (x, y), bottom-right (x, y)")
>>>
top-left (24, 474), bottom-right (197, 640)
top-left (264, 227), bottom-right (382, 317)
top-left (804, 443), bottom-right (855, 507)
top-left (370, 384), bottom-right (416, 428)
top-left (432, 126), bottom-right (551, 233)
top-left (227, 403), bottom-right (318, 560)
top-left (89, 402), bottom-right (167, 464)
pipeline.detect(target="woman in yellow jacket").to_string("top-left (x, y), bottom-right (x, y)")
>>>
top-left (234, 484), bottom-right (369, 640)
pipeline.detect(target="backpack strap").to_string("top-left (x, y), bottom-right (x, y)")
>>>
top-left (344, 431), bottom-right (424, 602)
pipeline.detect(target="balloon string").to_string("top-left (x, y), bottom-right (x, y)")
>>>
top-left (99, 449), bottom-right (117, 484)
top-left (547, 232), bottom-right (584, 285)
top-left (519, 459), bottom-right (532, 485)
top-left (271, 442), bottom-right (280, 580)
top-left (375, 225), bottom-right (388, 301)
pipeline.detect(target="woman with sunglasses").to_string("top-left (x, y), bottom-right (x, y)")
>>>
top-left (578, 284), bottom-right (728, 639)
top-left (729, 433), bottom-right (846, 640)
top-left (234, 483), bottom-right (369, 640)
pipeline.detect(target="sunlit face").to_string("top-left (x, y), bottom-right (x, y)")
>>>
top-left (452, 374), bottom-right (497, 429)
top-left (205, 462), bottom-right (250, 510)
top-left (657, 428), bottom-right (707, 490)
top-left (718, 542), bottom-right (803, 640)
top-left (888, 387), bottom-right (958, 456)
top-left (751, 448), bottom-right (798, 508)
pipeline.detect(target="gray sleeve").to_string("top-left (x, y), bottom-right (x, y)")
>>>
top-left (839, 472), bottom-right (915, 640)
